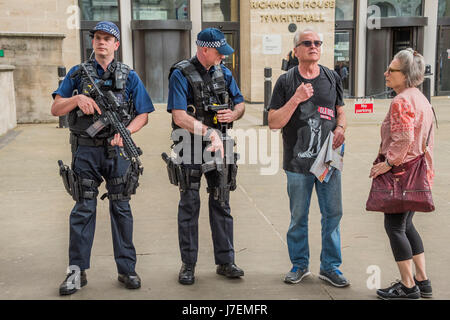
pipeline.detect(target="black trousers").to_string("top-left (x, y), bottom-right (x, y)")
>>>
top-left (178, 164), bottom-right (235, 265)
top-left (384, 211), bottom-right (424, 262)
top-left (69, 145), bottom-right (137, 274)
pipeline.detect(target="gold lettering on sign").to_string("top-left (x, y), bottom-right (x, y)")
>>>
top-left (251, 0), bottom-right (334, 22)
top-left (250, 0), bottom-right (335, 10)
top-left (259, 13), bottom-right (325, 23)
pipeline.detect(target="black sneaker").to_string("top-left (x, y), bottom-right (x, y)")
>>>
top-left (414, 277), bottom-right (432, 298)
top-left (59, 270), bottom-right (87, 296)
top-left (318, 269), bottom-right (350, 287)
top-left (376, 281), bottom-right (420, 300)
top-left (284, 266), bottom-right (311, 284)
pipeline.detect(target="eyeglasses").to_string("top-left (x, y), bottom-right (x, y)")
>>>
top-left (386, 67), bottom-right (402, 74)
top-left (296, 40), bottom-right (323, 48)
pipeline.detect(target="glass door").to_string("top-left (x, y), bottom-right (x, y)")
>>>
top-left (437, 26), bottom-right (450, 95)
top-left (334, 30), bottom-right (353, 97)
top-left (78, 0), bottom-right (121, 62)
top-left (202, 0), bottom-right (240, 86)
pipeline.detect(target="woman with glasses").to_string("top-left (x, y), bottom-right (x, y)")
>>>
top-left (369, 49), bottom-right (435, 300)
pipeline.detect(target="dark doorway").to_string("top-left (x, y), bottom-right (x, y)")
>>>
top-left (366, 26), bottom-right (424, 97)
top-left (392, 27), bottom-right (417, 56)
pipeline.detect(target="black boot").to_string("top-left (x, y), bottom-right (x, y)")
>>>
top-left (216, 263), bottom-right (244, 278)
top-left (118, 272), bottom-right (141, 289)
top-left (179, 263), bottom-right (195, 285)
top-left (59, 270), bottom-right (87, 296)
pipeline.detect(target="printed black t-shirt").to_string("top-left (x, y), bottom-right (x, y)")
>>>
top-left (268, 65), bottom-right (345, 174)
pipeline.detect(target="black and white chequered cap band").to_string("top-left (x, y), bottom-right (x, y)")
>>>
top-left (196, 38), bottom-right (227, 48)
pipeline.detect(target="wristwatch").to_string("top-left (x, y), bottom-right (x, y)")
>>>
top-left (385, 159), bottom-right (393, 167)
top-left (337, 124), bottom-right (345, 130)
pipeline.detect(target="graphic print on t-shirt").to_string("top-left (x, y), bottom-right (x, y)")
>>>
top-left (297, 114), bottom-right (322, 159)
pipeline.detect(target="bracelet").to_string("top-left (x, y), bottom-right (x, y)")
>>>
top-left (385, 159), bottom-right (393, 167)
top-left (337, 124), bottom-right (345, 130)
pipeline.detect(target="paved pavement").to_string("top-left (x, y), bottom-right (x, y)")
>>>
top-left (0, 97), bottom-right (449, 300)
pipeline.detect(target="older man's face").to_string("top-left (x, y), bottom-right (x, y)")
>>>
top-left (294, 31), bottom-right (322, 63)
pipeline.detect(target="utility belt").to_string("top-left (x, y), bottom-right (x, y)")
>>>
top-left (70, 132), bottom-right (117, 159)
top-left (57, 133), bottom-right (141, 202)
top-left (161, 152), bottom-right (239, 194)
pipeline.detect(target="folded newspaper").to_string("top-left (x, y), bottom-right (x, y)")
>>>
top-left (310, 131), bottom-right (345, 183)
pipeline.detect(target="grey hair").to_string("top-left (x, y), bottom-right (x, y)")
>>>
top-left (394, 48), bottom-right (425, 87)
top-left (293, 28), bottom-right (317, 47)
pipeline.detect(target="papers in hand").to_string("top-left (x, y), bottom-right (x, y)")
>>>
top-left (310, 131), bottom-right (345, 183)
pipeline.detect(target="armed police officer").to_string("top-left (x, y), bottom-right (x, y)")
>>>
top-left (51, 21), bottom-right (154, 295)
top-left (164, 28), bottom-right (245, 285)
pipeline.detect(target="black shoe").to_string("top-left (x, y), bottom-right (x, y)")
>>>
top-left (59, 270), bottom-right (87, 296)
top-left (216, 263), bottom-right (244, 278)
top-left (415, 276), bottom-right (432, 298)
top-left (179, 263), bottom-right (195, 285)
top-left (118, 273), bottom-right (141, 289)
top-left (376, 281), bottom-right (420, 300)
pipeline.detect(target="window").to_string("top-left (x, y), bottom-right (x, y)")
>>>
top-left (202, 0), bottom-right (239, 22)
top-left (132, 0), bottom-right (189, 20)
top-left (368, 0), bottom-right (423, 18)
top-left (79, 0), bottom-right (119, 21)
top-left (439, 0), bottom-right (450, 18)
top-left (335, 0), bottom-right (354, 21)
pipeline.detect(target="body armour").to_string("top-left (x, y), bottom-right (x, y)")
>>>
top-left (68, 59), bottom-right (135, 139)
top-left (169, 56), bottom-right (232, 129)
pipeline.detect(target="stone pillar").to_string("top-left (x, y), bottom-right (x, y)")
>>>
top-left (0, 32), bottom-right (65, 123)
top-left (355, 0), bottom-right (368, 98)
top-left (119, 0), bottom-right (134, 68)
top-left (0, 65), bottom-right (17, 136)
top-left (423, 0), bottom-right (438, 96)
top-left (190, 0), bottom-right (203, 57)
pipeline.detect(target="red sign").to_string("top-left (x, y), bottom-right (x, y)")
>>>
top-left (355, 103), bottom-right (374, 114)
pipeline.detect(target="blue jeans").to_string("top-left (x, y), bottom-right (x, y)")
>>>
top-left (285, 170), bottom-right (343, 272)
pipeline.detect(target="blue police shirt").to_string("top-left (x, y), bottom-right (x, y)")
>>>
top-left (167, 63), bottom-right (244, 112)
top-left (52, 59), bottom-right (154, 115)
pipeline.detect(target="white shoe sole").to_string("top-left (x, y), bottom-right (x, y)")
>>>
top-left (318, 274), bottom-right (350, 287)
top-left (284, 271), bottom-right (311, 284)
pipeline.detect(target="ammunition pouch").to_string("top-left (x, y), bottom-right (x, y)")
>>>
top-left (161, 152), bottom-right (202, 192)
top-left (58, 160), bottom-right (99, 202)
top-left (100, 161), bottom-right (140, 201)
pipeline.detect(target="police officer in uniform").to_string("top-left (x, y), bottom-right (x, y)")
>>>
top-left (167, 28), bottom-right (245, 285)
top-left (51, 21), bottom-right (154, 295)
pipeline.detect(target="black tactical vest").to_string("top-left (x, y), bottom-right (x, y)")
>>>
top-left (68, 59), bottom-right (135, 139)
top-left (169, 56), bottom-right (230, 129)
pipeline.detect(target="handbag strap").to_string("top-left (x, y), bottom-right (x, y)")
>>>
top-left (423, 120), bottom-right (433, 154)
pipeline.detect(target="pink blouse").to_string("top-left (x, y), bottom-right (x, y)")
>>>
top-left (380, 87), bottom-right (435, 187)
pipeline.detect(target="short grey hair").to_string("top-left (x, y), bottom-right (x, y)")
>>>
top-left (293, 28), bottom-right (317, 47)
top-left (394, 48), bottom-right (425, 87)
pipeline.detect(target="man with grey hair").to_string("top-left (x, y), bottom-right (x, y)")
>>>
top-left (268, 29), bottom-right (349, 287)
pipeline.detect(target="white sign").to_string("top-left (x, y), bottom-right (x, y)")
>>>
top-left (262, 35), bottom-right (281, 55)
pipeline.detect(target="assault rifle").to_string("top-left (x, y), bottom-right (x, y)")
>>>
top-left (76, 63), bottom-right (143, 174)
top-left (203, 103), bottom-right (238, 208)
